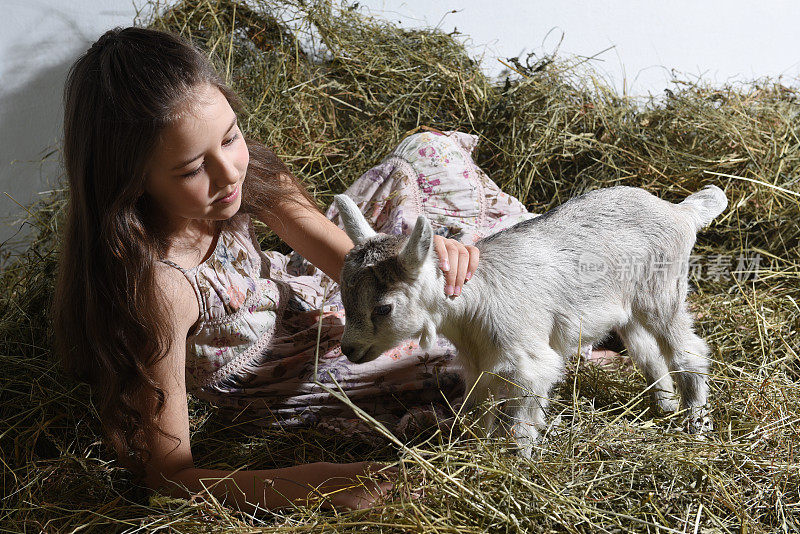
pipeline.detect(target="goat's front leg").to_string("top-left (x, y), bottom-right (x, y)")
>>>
top-left (501, 345), bottom-right (564, 458)
top-left (458, 360), bottom-right (504, 439)
top-left (462, 372), bottom-right (501, 437)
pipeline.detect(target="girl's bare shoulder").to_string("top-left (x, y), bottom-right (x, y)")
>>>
top-left (153, 262), bottom-right (200, 335)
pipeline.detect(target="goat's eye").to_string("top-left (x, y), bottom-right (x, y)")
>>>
top-left (372, 304), bottom-right (392, 317)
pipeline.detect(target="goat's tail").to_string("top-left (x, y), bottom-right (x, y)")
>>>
top-left (679, 185), bottom-right (728, 231)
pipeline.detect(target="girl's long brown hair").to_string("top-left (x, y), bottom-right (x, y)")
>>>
top-left (53, 27), bottom-right (309, 478)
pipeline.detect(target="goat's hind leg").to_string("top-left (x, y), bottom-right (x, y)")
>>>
top-left (649, 309), bottom-right (713, 433)
top-left (617, 321), bottom-right (678, 413)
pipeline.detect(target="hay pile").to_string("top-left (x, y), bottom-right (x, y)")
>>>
top-left (2, 0), bottom-right (798, 531)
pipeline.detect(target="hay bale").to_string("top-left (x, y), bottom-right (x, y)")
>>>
top-left (1, 0), bottom-right (798, 531)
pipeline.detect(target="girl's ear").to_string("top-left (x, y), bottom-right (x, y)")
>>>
top-left (399, 215), bottom-right (433, 276)
top-left (335, 194), bottom-right (377, 245)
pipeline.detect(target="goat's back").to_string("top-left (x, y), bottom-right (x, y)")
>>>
top-left (472, 186), bottom-right (707, 315)
top-left (479, 185), bottom-right (693, 255)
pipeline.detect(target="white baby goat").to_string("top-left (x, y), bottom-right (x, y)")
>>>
top-left (334, 185), bottom-right (727, 455)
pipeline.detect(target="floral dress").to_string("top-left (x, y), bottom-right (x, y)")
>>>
top-left (164, 130), bottom-right (564, 443)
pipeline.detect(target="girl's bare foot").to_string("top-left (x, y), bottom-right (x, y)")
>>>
top-left (582, 346), bottom-right (632, 370)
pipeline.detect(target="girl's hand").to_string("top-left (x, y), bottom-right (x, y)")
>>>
top-left (311, 461), bottom-right (397, 510)
top-left (433, 235), bottom-right (480, 298)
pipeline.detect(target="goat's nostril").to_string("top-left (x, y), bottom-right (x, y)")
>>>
top-left (340, 343), bottom-right (355, 358)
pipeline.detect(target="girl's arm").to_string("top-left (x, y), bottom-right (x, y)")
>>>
top-left (254, 173), bottom-right (353, 283)
top-left (143, 265), bottom-right (393, 511)
top-left (254, 172), bottom-right (479, 292)
top-left (165, 461), bottom-right (393, 512)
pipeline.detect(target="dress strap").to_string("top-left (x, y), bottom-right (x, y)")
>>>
top-left (160, 259), bottom-right (187, 273)
top-left (159, 259), bottom-right (207, 328)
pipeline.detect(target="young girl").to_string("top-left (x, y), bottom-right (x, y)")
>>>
top-left (53, 26), bottom-right (615, 513)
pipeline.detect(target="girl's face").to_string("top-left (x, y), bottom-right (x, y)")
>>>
top-left (144, 84), bottom-right (249, 231)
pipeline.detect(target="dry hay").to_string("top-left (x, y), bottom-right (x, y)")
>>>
top-left (1, 0), bottom-right (798, 532)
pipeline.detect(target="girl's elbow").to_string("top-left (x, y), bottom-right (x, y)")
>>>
top-left (144, 464), bottom-right (195, 497)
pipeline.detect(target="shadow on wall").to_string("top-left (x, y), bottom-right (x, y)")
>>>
top-left (0, 58), bottom-right (75, 255)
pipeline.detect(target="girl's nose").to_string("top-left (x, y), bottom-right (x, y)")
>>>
top-left (213, 154), bottom-right (240, 187)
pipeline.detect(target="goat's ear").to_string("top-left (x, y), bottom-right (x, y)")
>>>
top-left (334, 194), bottom-right (377, 245)
top-left (399, 215), bottom-right (433, 275)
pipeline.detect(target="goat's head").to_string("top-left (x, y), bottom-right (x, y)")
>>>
top-left (334, 194), bottom-right (439, 363)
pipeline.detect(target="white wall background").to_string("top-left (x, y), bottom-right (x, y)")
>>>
top-left (2, 0), bottom-right (799, 250)
top-left (0, 0), bottom-right (159, 251)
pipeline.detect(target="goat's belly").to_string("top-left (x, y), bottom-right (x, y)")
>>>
top-left (549, 304), bottom-right (630, 355)
top-left (451, 342), bottom-right (506, 381)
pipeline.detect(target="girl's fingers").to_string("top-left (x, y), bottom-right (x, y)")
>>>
top-left (433, 236), bottom-right (482, 297)
top-left (433, 235), bottom-right (450, 272)
top-left (363, 462), bottom-right (399, 488)
top-left (453, 246), bottom-right (469, 295)
top-left (365, 462), bottom-right (398, 478)
top-left (465, 245), bottom-right (479, 283)
top-left (446, 244), bottom-right (460, 295)
top-left (362, 465), bottom-right (397, 508)
top-left (433, 236), bottom-right (457, 296)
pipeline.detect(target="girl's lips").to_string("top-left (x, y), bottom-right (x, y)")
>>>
top-left (215, 185), bottom-right (239, 204)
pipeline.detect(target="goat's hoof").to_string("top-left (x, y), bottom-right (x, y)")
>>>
top-left (510, 435), bottom-right (535, 458)
top-left (514, 443), bottom-right (534, 459)
top-left (655, 398), bottom-right (679, 414)
top-left (510, 423), bottom-right (540, 459)
top-left (686, 406), bottom-right (713, 435)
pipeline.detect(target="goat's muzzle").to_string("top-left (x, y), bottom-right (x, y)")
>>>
top-left (340, 342), bottom-right (365, 363)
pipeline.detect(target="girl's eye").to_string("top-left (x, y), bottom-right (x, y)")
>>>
top-left (372, 304), bottom-right (392, 317)
top-left (180, 134), bottom-right (238, 178)
top-left (182, 164), bottom-right (204, 178)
